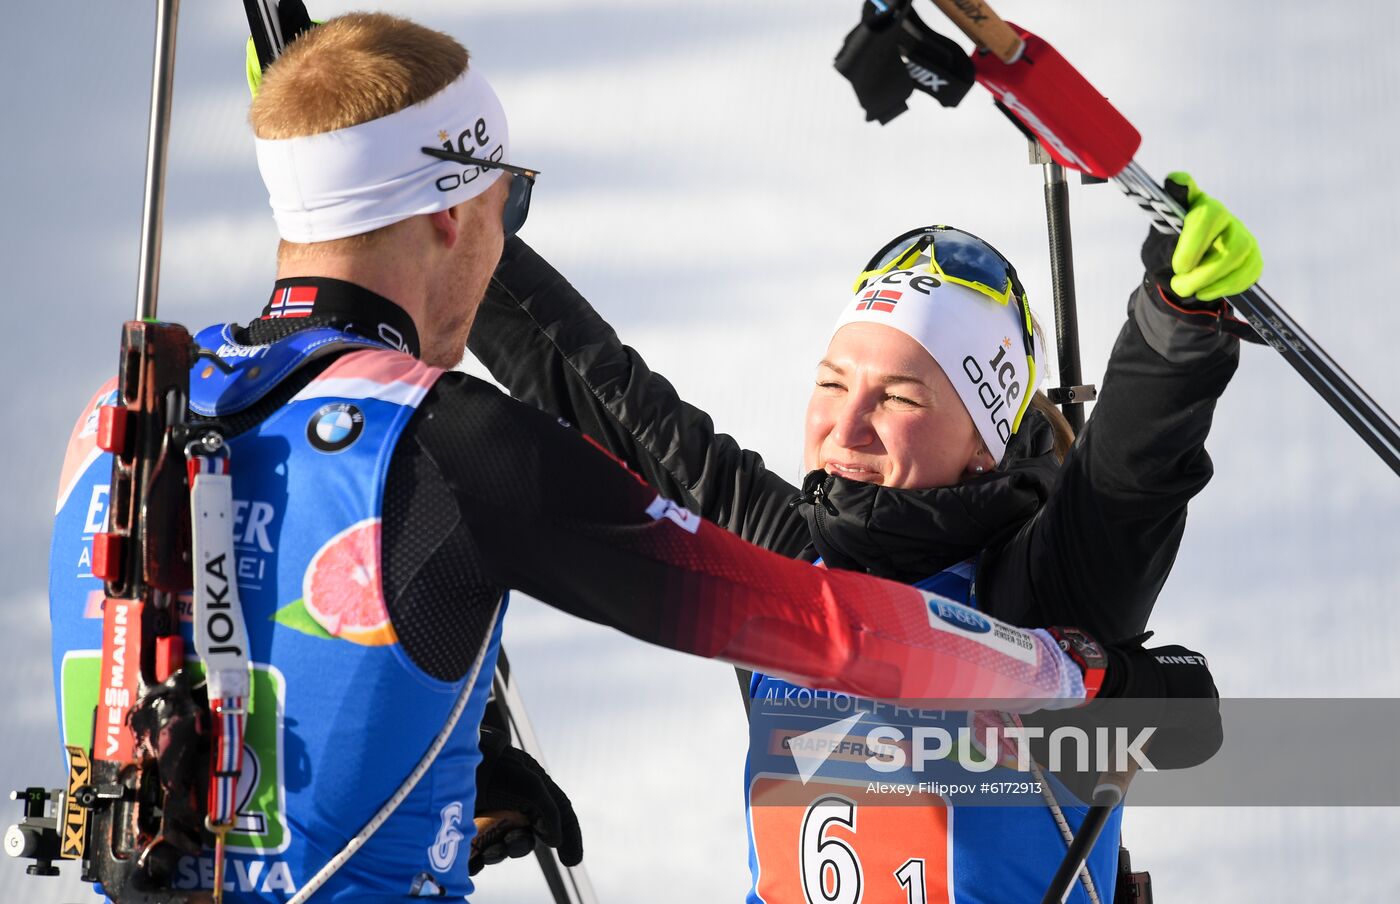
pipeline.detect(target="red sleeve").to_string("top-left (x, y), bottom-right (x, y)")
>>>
top-left (423, 374), bottom-right (1085, 708)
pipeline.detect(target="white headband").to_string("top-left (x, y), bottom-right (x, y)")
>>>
top-left (831, 270), bottom-right (1045, 463)
top-left (254, 67), bottom-right (509, 243)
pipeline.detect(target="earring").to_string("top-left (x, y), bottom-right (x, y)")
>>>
top-left (974, 465), bottom-right (985, 474)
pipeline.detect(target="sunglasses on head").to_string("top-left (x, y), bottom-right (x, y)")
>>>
top-left (421, 146), bottom-right (538, 238)
top-left (854, 225), bottom-right (1036, 365)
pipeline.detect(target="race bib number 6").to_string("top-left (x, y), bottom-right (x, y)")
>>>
top-left (750, 775), bottom-right (951, 904)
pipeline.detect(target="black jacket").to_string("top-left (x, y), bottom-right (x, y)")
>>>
top-left (469, 238), bottom-right (1241, 641)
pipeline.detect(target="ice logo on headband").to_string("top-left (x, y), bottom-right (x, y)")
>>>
top-left (432, 119), bottom-right (505, 194)
top-left (832, 270), bottom-right (1036, 463)
top-left (961, 337), bottom-right (1022, 448)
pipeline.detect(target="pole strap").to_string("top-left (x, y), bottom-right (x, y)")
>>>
top-left (187, 434), bottom-right (249, 831)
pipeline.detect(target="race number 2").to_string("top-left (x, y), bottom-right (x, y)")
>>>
top-left (750, 776), bottom-right (951, 904)
top-left (60, 654), bottom-right (290, 853)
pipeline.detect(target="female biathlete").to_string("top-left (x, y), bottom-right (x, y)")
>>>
top-left (467, 172), bottom-right (1257, 903)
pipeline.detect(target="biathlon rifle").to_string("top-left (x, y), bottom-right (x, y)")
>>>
top-left (4, 1), bottom-right (248, 901)
top-left (839, 0), bottom-right (1400, 476)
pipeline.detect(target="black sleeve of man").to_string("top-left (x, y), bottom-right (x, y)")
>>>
top-left (466, 238), bottom-right (810, 558)
top-left (390, 373), bottom-right (1080, 705)
top-left (390, 372), bottom-right (808, 682)
top-left (977, 280), bottom-right (1241, 641)
top-left (405, 372), bottom-right (770, 642)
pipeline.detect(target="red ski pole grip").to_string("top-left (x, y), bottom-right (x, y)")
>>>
top-left (972, 24), bottom-right (1141, 179)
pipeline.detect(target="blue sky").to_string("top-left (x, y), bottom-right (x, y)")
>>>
top-left (3, 1), bottom-right (1399, 901)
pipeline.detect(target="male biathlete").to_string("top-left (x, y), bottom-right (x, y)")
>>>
top-left (47, 13), bottom-right (1214, 903)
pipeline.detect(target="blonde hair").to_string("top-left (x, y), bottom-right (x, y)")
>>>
top-left (1029, 391), bottom-right (1076, 461)
top-left (250, 13), bottom-right (468, 139)
top-left (1025, 314), bottom-right (1075, 460)
top-left (249, 13), bottom-right (471, 257)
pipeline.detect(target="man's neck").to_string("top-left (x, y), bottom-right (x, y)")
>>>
top-left (275, 253), bottom-right (431, 343)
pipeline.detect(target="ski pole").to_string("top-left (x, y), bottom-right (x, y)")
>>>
top-left (1031, 142), bottom-right (1096, 432)
top-left (492, 650), bottom-right (600, 904)
top-left (1039, 768), bottom-right (1135, 904)
top-left (926, 0), bottom-right (1400, 476)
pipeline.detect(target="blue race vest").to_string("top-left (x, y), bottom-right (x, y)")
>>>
top-left (50, 325), bottom-right (505, 901)
top-left (743, 560), bottom-right (1122, 904)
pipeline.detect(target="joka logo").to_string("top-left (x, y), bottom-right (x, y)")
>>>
top-left (929, 599), bottom-right (991, 634)
top-left (306, 403), bottom-right (364, 453)
top-left (856, 288), bottom-right (902, 313)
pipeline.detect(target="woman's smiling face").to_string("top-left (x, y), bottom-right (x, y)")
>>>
top-left (803, 322), bottom-right (993, 490)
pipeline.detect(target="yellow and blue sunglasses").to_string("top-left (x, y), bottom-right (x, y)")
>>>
top-left (855, 225), bottom-right (1036, 362)
top-left (854, 225), bottom-right (1040, 433)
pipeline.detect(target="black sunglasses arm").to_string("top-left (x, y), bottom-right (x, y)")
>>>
top-left (421, 146), bottom-right (539, 179)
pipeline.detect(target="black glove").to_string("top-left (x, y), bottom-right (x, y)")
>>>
top-left (1097, 635), bottom-right (1223, 770)
top-left (834, 2), bottom-right (916, 124)
top-left (897, 8), bottom-right (976, 108)
top-left (1101, 637), bottom-right (1217, 699)
top-left (470, 724), bottom-right (583, 875)
top-left (1020, 635), bottom-right (1223, 803)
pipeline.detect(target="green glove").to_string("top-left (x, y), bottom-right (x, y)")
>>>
top-left (245, 12), bottom-right (321, 99)
top-left (1165, 171), bottom-right (1263, 301)
top-left (246, 37), bottom-right (263, 98)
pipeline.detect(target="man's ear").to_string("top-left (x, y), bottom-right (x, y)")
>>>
top-left (427, 204), bottom-right (466, 250)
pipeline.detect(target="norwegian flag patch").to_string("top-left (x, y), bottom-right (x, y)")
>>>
top-left (855, 288), bottom-right (901, 313)
top-left (264, 285), bottom-right (318, 319)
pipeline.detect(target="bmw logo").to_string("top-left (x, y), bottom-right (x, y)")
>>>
top-left (930, 600), bottom-right (991, 634)
top-left (307, 403), bottom-right (364, 453)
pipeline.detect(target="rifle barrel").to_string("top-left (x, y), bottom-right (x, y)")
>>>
top-left (135, 0), bottom-right (181, 322)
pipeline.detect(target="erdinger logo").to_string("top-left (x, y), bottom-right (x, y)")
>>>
top-left (961, 338), bottom-right (1022, 446)
top-left (306, 403), bottom-right (364, 453)
top-left (429, 801), bottom-right (466, 872)
top-left (433, 119), bottom-right (502, 193)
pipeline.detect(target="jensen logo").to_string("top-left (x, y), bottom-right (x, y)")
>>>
top-left (930, 599), bottom-right (991, 634)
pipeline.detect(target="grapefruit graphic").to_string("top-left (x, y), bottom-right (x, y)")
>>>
top-left (301, 519), bottom-right (397, 646)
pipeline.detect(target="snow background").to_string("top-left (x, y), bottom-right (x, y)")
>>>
top-left (3, 0), bottom-right (1399, 900)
